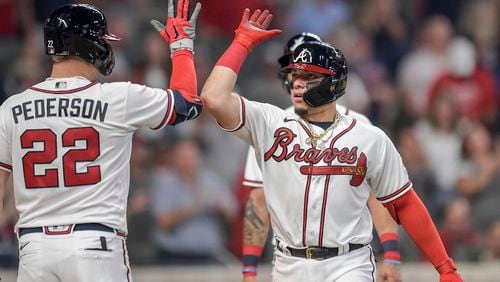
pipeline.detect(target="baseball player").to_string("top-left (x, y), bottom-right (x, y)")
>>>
top-left (242, 32), bottom-right (401, 282)
top-left (0, 0), bottom-right (202, 281)
top-left (201, 8), bottom-right (463, 282)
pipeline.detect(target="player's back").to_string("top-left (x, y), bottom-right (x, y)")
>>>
top-left (0, 77), bottom-right (171, 232)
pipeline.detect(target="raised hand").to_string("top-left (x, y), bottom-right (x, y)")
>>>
top-left (234, 9), bottom-right (282, 51)
top-left (151, 0), bottom-right (201, 53)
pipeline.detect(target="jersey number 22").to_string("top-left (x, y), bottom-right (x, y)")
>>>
top-left (21, 127), bottom-right (101, 188)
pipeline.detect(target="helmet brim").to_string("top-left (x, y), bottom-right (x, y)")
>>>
top-left (286, 63), bottom-right (334, 75)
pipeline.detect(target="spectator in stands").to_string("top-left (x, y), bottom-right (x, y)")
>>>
top-left (439, 198), bottom-right (482, 261)
top-left (357, 0), bottom-right (411, 77)
top-left (482, 220), bottom-right (500, 261)
top-left (286, 0), bottom-right (350, 38)
top-left (397, 15), bottom-right (453, 119)
top-left (396, 127), bottom-right (439, 217)
top-left (413, 92), bottom-right (463, 216)
top-left (456, 122), bottom-right (500, 231)
top-left (427, 37), bottom-right (497, 128)
top-left (151, 137), bottom-right (237, 264)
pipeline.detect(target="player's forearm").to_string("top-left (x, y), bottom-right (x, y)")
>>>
top-left (384, 189), bottom-right (457, 274)
top-left (242, 188), bottom-right (270, 278)
top-left (243, 188), bottom-right (270, 246)
top-left (170, 50), bottom-right (197, 99)
top-left (200, 65), bottom-right (242, 128)
top-left (368, 194), bottom-right (398, 235)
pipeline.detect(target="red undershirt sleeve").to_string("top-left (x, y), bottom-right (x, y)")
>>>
top-left (383, 189), bottom-right (457, 274)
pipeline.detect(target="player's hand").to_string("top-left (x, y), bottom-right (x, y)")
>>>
top-left (234, 8), bottom-right (282, 51)
top-left (378, 262), bottom-right (402, 282)
top-left (150, 0), bottom-right (201, 53)
top-left (440, 271), bottom-right (463, 282)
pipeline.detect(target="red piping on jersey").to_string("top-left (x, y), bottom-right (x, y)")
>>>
top-left (297, 120), bottom-right (314, 246)
top-left (121, 239), bottom-right (131, 282)
top-left (319, 119), bottom-right (356, 247)
top-left (29, 81), bottom-right (98, 94)
top-left (0, 162), bottom-right (12, 171)
top-left (219, 96), bottom-right (246, 132)
top-left (151, 90), bottom-right (174, 130)
top-left (377, 181), bottom-right (412, 202)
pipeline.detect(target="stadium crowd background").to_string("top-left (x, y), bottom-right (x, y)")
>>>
top-left (0, 0), bottom-right (499, 270)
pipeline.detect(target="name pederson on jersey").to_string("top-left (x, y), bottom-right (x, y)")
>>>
top-left (0, 77), bottom-right (175, 233)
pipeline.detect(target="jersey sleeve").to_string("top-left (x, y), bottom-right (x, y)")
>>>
top-left (219, 95), bottom-right (278, 148)
top-left (370, 132), bottom-right (412, 203)
top-left (0, 104), bottom-right (12, 172)
top-left (124, 83), bottom-right (175, 130)
top-left (242, 146), bottom-right (263, 188)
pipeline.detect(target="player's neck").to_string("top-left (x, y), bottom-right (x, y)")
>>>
top-left (49, 59), bottom-right (98, 81)
top-left (304, 103), bottom-right (337, 123)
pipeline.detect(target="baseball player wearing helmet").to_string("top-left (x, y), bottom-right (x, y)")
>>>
top-left (241, 32), bottom-right (401, 282)
top-left (201, 8), bottom-right (463, 282)
top-left (0, 0), bottom-right (201, 281)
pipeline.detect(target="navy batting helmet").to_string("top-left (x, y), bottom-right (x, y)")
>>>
top-left (288, 41), bottom-right (348, 108)
top-left (278, 33), bottom-right (323, 91)
top-left (44, 4), bottom-right (121, 76)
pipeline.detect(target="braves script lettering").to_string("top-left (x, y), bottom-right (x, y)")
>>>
top-left (264, 127), bottom-right (359, 165)
top-left (264, 127), bottom-right (367, 186)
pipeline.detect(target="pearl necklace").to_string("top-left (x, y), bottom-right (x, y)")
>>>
top-left (305, 113), bottom-right (340, 148)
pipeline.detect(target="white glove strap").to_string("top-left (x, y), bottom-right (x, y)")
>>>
top-left (170, 38), bottom-right (194, 53)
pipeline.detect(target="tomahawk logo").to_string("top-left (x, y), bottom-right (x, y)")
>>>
top-left (293, 48), bottom-right (312, 63)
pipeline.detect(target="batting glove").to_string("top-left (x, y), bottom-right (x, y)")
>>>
top-left (234, 8), bottom-right (281, 52)
top-left (151, 0), bottom-right (201, 53)
top-left (440, 272), bottom-right (463, 282)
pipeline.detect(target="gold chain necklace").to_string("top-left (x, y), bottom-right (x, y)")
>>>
top-left (305, 113), bottom-right (340, 147)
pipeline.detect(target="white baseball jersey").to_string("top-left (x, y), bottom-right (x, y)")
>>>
top-left (242, 104), bottom-right (371, 188)
top-left (0, 77), bottom-right (175, 233)
top-left (227, 97), bottom-right (411, 248)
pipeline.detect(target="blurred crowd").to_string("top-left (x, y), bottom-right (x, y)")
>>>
top-left (0, 0), bottom-right (499, 268)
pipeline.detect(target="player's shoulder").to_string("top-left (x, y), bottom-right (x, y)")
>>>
top-left (340, 112), bottom-right (387, 141)
top-left (0, 89), bottom-right (30, 109)
top-left (240, 95), bottom-right (288, 116)
top-left (336, 104), bottom-right (371, 125)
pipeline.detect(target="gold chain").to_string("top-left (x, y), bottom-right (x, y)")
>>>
top-left (305, 113), bottom-right (340, 147)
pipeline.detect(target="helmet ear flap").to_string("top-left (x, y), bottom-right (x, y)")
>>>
top-left (302, 75), bottom-right (347, 108)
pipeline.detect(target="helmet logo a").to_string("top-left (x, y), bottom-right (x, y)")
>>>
top-left (294, 48), bottom-right (312, 64)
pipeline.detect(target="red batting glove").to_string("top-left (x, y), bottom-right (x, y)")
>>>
top-left (234, 9), bottom-right (282, 52)
top-left (436, 258), bottom-right (463, 282)
top-left (440, 272), bottom-right (463, 282)
top-left (151, 0), bottom-right (201, 53)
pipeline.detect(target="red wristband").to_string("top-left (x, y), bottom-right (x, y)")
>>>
top-left (243, 245), bottom-right (264, 256)
top-left (216, 41), bottom-right (249, 74)
top-left (380, 232), bottom-right (401, 263)
top-left (242, 245), bottom-right (263, 277)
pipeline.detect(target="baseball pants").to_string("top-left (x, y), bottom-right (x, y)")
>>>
top-left (272, 245), bottom-right (376, 282)
top-left (17, 228), bottom-right (131, 282)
